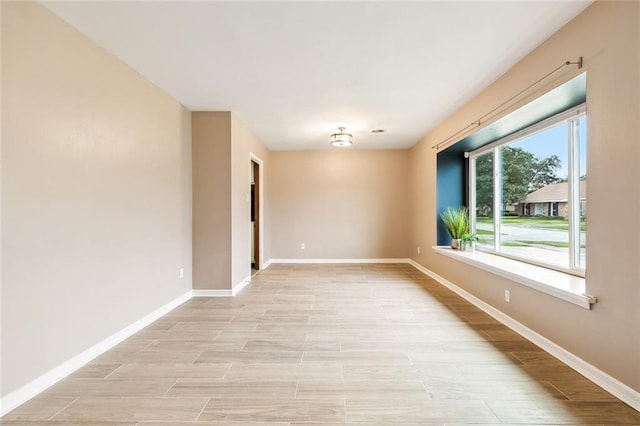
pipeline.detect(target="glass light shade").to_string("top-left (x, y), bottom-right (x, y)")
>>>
top-left (330, 132), bottom-right (353, 147)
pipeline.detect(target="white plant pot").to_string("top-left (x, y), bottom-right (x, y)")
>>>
top-left (461, 240), bottom-right (476, 251)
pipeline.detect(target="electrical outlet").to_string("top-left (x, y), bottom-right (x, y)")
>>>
top-left (504, 289), bottom-right (511, 303)
top-left (301, 243), bottom-right (305, 250)
top-left (179, 268), bottom-right (184, 279)
top-left (417, 247), bottom-right (421, 254)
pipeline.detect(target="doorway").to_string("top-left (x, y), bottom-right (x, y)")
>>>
top-left (250, 155), bottom-right (262, 276)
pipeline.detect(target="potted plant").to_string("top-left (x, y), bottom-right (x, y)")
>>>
top-left (460, 232), bottom-right (478, 251)
top-left (439, 206), bottom-right (470, 250)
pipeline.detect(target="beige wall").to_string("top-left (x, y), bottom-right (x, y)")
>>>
top-left (270, 150), bottom-right (410, 259)
top-left (409, 0), bottom-right (640, 391)
top-left (192, 112), bottom-right (232, 290)
top-left (1, 1), bottom-right (192, 397)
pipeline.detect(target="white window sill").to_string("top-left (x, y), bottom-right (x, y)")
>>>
top-left (433, 246), bottom-right (596, 309)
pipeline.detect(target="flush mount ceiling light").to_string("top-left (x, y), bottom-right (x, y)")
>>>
top-left (330, 127), bottom-right (353, 147)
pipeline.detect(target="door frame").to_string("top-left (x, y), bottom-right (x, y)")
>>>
top-left (250, 152), bottom-right (264, 270)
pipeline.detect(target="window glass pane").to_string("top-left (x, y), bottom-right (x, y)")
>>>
top-left (473, 152), bottom-right (494, 248)
top-left (498, 122), bottom-right (569, 268)
top-left (578, 116), bottom-right (587, 268)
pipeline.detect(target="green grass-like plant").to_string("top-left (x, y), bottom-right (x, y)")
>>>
top-left (461, 232), bottom-right (478, 242)
top-left (440, 206), bottom-right (470, 240)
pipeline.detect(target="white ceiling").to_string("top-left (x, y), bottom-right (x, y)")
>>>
top-left (42, 1), bottom-right (592, 151)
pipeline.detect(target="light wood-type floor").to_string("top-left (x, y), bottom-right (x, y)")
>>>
top-left (3, 263), bottom-right (639, 425)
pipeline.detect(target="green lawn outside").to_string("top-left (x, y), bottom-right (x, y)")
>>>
top-left (475, 229), bottom-right (493, 235)
top-left (502, 240), bottom-right (586, 249)
top-left (476, 216), bottom-right (586, 232)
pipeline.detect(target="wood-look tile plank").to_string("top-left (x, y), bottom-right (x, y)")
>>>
top-left (549, 379), bottom-right (619, 401)
top-left (169, 321), bottom-right (257, 332)
top-left (424, 378), bottom-right (567, 401)
top-left (145, 340), bottom-right (246, 352)
top-left (94, 349), bottom-right (203, 364)
top-left (161, 313), bottom-right (236, 322)
top-left (291, 423), bottom-right (443, 426)
top-left (302, 351), bottom-right (411, 365)
top-left (482, 329), bottom-right (527, 341)
top-left (128, 330), bottom-right (221, 341)
top-left (512, 350), bottom-right (564, 365)
top-left (242, 339), bottom-right (340, 352)
top-left (521, 364), bottom-right (587, 381)
top-left (338, 323), bottom-right (425, 332)
top-left (223, 363), bottom-right (343, 381)
top-left (52, 397), bottom-right (208, 421)
top-left (141, 422), bottom-right (289, 426)
top-left (106, 363), bottom-right (231, 379)
top-left (103, 339), bottom-right (154, 351)
top-left (144, 320), bottom-right (178, 331)
top-left (195, 350), bottom-right (303, 364)
top-left (343, 364), bottom-right (464, 382)
top-left (165, 379), bottom-right (297, 398)
top-left (456, 363), bottom-right (542, 382)
top-left (40, 378), bottom-right (175, 397)
top-left (215, 330), bottom-right (307, 341)
top-left (198, 398), bottom-right (345, 422)
top-left (488, 400), bottom-right (640, 424)
top-left (345, 399), bottom-right (499, 423)
top-left (408, 350), bottom-right (523, 365)
top-left (339, 340), bottom-right (440, 352)
top-left (256, 323), bottom-right (341, 332)
top-left (296, 380), bottom-right (428, 400)
top-left (68, 363), bottom-right (123, 379)
top-left (0, 422), bottom-right (137, 425)
top-left (1, 397), bottom-right (77, 421)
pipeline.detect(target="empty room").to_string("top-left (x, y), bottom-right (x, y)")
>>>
top-left (2, 0), bottom-right (639, 424)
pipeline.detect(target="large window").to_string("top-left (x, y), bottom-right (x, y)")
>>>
top-left (470, 105), bottom-right (586, 275)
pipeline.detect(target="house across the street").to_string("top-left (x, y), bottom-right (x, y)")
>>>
top-left (519, 181), bottom-right (587, 219)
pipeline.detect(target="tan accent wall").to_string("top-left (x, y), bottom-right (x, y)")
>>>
top-left (1, 2), bottom-right (193, 397)
top-left (409, 0), bottom-right (640, 391)
top-left (192, 112), bottom-right (232, 290)
top-left (270, 150), bottom-right (410, 259)
top-left (192, 112), bottom-right (270, 290)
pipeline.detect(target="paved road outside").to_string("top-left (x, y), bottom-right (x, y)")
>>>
top-left (475, 221), bottom-right (586, 268)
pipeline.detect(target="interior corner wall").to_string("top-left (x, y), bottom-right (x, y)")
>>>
top-left (192, 112), bottom-right (270, 290)
top-left (269, 149), bottom-right (411, 259)
top-left (230, 114), bottom-right (270, 287)
top-left (1, 1), bottom-right (193, 397)
top-left (409, 0), bottom-right (640, 392)
top-left (192, 112), bottom-right (232, 290)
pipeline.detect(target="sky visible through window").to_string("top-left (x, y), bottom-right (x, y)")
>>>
top-left (515, 118), bottom-right (587, 179)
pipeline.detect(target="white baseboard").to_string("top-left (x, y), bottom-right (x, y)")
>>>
top-left (262, 259), bottom-right (272, 269)
top-left (232, 275), bottom-right (252, 295)
top-left (268, 258), bottom-right (411, 264)
top-left (407, 259), bottom-right (640, 412)
top-left (0, 290), bottom-right (193, 417)
top-left (193, 275), bottom-right (253, 298)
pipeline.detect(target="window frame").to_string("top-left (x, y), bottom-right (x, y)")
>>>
top-left (469, 103), bottom-right (586, 277)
